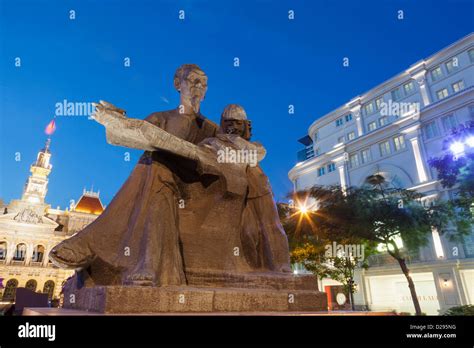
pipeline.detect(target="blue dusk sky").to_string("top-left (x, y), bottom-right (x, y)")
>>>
top-left (0, 0), bottom-right (473, 208)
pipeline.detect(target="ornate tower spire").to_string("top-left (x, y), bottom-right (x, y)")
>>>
top-left (21, 138), bottom-right (53, 204)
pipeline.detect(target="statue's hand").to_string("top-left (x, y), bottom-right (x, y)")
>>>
top-left (91, 100), bottom-right (127, 126)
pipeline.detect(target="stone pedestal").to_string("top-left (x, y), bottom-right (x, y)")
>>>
top-left (62, 272), bottom-right (327, 314)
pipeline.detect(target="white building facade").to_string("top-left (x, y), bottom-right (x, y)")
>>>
top-left (288, 33), bottom-right (474, 314)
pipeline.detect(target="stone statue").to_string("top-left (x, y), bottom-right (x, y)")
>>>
top-left (49, 65), bottom-right (327, 313)
top-left (50, 64), bottom-right (291, 286)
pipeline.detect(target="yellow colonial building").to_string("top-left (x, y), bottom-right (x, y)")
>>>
top-left (0, 139), bottom-right (104, 303)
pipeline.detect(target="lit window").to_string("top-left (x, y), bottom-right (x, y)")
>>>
top-left (441, 114), bottom-right (457, 132)
top-left (391, 88), bottom-right (403, 101)
top-left (379, 141), bottom-right (391, 156)
top-left (363, 102), bottom-right (374, 115)
top-left (431, 66), bottom-right (443, 81)
top-left (317, 167), bottom-right (326, 177)
top-left (436, 88), bottom-right (449, 100)
top-left (452, 80), bottom-right (465, 93)
top-left (345, 114), bottom-right (353, 122)
top-left (469, 48), bottom-right (474, 63)
top-left (393, 135), bottom-right (406, 151)
top-left (423, 121), bottom-right (440, 140)
top-left (361, 148), bottom-right (371, 164)
top-left (327, 163), bottom-right (336, 173)
top-left (375, 98), bottom-right (383, 111)
top-left (379, 116), bottom-right (388, 126)
top-left (335, 118), bottom-right (344, 127)
top-left (347, 131), bottom-right (355, 141)
top-left (368, 121), bottom-right (377, 132)
top-left (349, 153), bottom-right (359, 168)
top-left (403, 81), bottom-right (415, 95)
top-left (445, 58), bottom-right (458, 74)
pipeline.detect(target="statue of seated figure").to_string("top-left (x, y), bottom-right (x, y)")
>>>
top-left (50, 73), bottom-right (290, 289)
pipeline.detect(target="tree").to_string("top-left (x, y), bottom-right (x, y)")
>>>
top-left (291, 241), bottom-right (374, 310)
top-left (278, 198), bottom-right (375, 311)
top-left (288, 178), bottom-right (462, 315)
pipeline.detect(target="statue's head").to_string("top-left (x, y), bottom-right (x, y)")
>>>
top-left (174, 64), bottom-right (208, 114)
top-left (220, 104), bottom-right (252, 140)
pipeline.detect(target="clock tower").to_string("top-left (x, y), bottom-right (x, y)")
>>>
top-left (22, 138), bottom-right (53, 204)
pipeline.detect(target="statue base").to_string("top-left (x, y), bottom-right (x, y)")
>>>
top-left (62, 273), bottom-right (328, 313)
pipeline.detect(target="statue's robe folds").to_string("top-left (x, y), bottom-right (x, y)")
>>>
top-left (53, 111), bottom-right (292, 288)
top-left (198, 135), bottom-right (291, 274)
top-left (54, 109), bottom-right (219, 286)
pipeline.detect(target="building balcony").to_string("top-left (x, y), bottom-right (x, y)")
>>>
top-left (367, 251), bottom-right (421, 267)
top-left (10, 260), bottom-right (26, 266)
top-left (297, 147), bottom-right (315, 162)
top-left (29, 261), bottom-right (43, 267)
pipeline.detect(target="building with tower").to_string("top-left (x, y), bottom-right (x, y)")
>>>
top-left (0, 138), bottom-right (104, 304)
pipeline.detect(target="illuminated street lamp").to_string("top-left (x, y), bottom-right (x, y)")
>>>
top-left (450, 134), bottom-right (474, 158)
top-left (450, 141), bottom-right (465, 156)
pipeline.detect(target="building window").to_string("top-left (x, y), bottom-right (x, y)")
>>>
top-left (379, 140), bottom-right (391, 156)
top-left (361, 148), bottom-right (371, 164)
top-left (368, 121), bottom-right (377, 132)
top-left (431, 66), bottom-right (443, 81)
top-left (469, 48), bottom-right (474, 63)
top-left (13, 243), bottom-right (27, 261)
top-left (0, 242), bottom-right (6, 260)
top-left (347, 131), bottom-right (355, 141)
top-left (43, 280), bottom-right (55, 300)
top-left (2, 279), bottom-right (18, 302)
top-left (403, 81), bottom-right (415, 95)
top-left (391, 88), bottom-right (403, 101)
top-left (379, 116), bottom-right (388, 126)
top-left (313, 131), bottom-right (319, 142)
top-left (452, 80), bottom-right (465, 93)
top-left (25, 279), bottom-right (38, 292)
top-left (375, 97), bottom-right (383, 111)
top-left (363, 102), bottom-right (374, 115)
top-left (436, 88), bottom-right (449, 100)
top-left (335, 118), bottom-right (344, 127)
top-left (317, 167), bottom-right (326, 177)
top-left (393, 135), bottom-right (406, 151)
top-left (445, 58), bottom-right (458, 74)
top-left (345, 114), bottom-right (353, 122)
top-left (327, 163), bottom-right (336, 173)
top-left (441, 114), bottom-right (457, 132)
top-left (32, 245), bottom-right (45, 263)
top-left (349, 153), bottom-right (359, 168)
top-left (337, 136), bottom-right (345, 144)
top-left (423, 121), bottom-right (440, 140)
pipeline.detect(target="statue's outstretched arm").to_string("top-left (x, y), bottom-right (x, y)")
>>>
top-left (92, 101), bottom-right (248, 195)
top-left (93, 100), bottom-right (201, 156)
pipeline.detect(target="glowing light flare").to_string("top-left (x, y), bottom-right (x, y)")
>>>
top-left (44, 119), bottom-right (56, 135)
top-left (449, 141), bottom-right (464, 155)
top-left (465, 136), bottom-right (474, 148)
